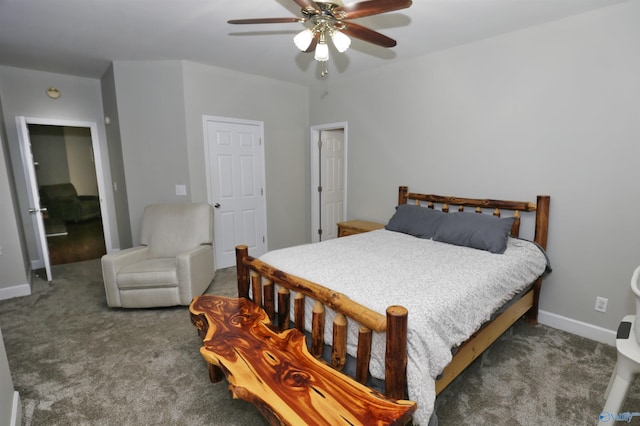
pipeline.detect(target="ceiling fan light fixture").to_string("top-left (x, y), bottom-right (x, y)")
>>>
top-left (314, 31), bottom-right (329, 62)
top-left (293, 28), bottom-right (314, 51)
top-left (331, 30), bottom-right (350, 53)
top-left (228, 0), bottom-right (413, 76)
top-left (314, 41), bottom-right (329, 62)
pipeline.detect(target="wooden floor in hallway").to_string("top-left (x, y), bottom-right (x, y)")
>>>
top-left (47, 218), bottom-right (106, 265)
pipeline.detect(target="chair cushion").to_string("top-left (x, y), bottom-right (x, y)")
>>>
top-left (140, 203), bottom-right (213, 258)
top-left (116, 258), bottom-right (178, 289)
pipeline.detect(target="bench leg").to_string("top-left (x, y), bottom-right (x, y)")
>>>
top-left (208, 363), bottom-right (224, 383)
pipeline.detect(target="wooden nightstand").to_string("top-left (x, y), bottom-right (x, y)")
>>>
top-left (337, 220), bottom-right (385, 237)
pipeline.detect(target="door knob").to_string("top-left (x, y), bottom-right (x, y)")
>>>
top-left (214, 203), bottom-right (221, 208)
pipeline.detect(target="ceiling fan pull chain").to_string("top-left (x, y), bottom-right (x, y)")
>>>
top-left (321, 63), bottom-right (328, 78)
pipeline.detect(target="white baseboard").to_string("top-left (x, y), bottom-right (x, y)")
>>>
top-left (538, 309), bottom-right (616, 347)
top-left (11, 391), bottom-right (21, 426)
top-left (0, 283), bottom-right (31, 301)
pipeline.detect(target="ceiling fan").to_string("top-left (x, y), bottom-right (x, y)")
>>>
top-left (228, 0), bottom-right (412, 76)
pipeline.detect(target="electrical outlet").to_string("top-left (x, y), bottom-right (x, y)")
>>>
top-left (595, 296), bottom-right (608, 313)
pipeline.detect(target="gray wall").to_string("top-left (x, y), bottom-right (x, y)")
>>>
top-left (181, 61), bottom-right (310, 251)
top-left (308, 1), bottom-right (640, 334)
top-left (0, 96), bottom-right (30, 297)
top-left (0, 98), bottom-right (23, 423)
top-left (110, 60), bottom-right (310, 250)
top-left (29, 125), bottom-right (70, 185)
top-left (64, 126), bottom-right (98, 196)
top-left (100, 65), bottom-right (132, 249)
top-left (110, 61), bottom-right (191, 245)
top-left (0, 326), bottom-right (20, 426)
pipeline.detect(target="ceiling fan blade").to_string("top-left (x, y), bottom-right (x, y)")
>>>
top-left (335, 0), bottom-right (412, 19)
top-left (228, 17), bottom-right (306, 24)
top-left (292, 0), bottom-right (320, 13)
top-left (340, 21), bottom-right (397, 47)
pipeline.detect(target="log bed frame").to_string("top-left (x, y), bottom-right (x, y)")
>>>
top-left (192, 186), bottom-right (550, 424)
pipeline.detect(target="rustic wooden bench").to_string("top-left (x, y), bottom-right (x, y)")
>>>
top-left (189, 294), bottom-right (417, 426)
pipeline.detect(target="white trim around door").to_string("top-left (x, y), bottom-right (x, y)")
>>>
top-left (16, 116), bottom-right (114, 280)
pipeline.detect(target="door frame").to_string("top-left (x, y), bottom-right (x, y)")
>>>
top-left (16, 116), bottom-right (113, 279)
top-left (310, 122), bottom-right (348, 243)
top-left (203, 115), bottom-right (268, 268)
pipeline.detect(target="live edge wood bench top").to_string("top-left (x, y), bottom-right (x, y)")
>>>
top-left (189, 294), bottom-right (417, 426)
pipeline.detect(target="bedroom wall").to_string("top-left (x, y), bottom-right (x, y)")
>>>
top-left (181, 62), bottom-right (310, 251)
top-left (110, 61), bottom-right (191, 245)
top-left (111, 60), bottom-right (310, 250)
top-left (113, 61), bottom-right (309, 248)
top-left (100, 65), bottom-right (132, 249)
top-left (0, 326), bottom-right (21, 426)
top-left (0, 96), bottom-right (30, 299)
top-left (308, 1), bottom-right (640, 338)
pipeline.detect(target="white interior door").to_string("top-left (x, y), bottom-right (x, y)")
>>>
top-left (204, 116), bottom-right (267, 268)
top-left (16, 117), bottom-right (52, 281)
top-left (311, 123), bottom-right (347, 242)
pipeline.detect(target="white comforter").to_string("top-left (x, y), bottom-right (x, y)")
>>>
top-left (259, 229), bottom-right (548, 425)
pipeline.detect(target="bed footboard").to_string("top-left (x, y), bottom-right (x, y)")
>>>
top-left (235, 244), bottom-right (410, 402)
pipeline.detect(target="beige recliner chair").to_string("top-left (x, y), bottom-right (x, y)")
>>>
top-left (101, 203), bottom-right (215, 308)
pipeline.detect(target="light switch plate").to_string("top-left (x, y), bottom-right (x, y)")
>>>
top-left (176, 184), bottom-right (187, 196)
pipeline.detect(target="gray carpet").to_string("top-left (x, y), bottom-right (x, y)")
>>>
top-left (0, 259), bottom-right (632, 425)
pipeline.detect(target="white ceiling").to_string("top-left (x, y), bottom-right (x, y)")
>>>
top-left (0, 0), bottom-right (629, 85)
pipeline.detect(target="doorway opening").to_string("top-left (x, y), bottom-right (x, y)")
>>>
top-left (17, 116), bottom-right (113, 281)
top-left (30, 124), bottom-right (106, 265)
top-left (310, 122), bottom-right (348, 243)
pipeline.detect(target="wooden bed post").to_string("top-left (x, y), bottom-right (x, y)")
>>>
top-left (385, 305), bottom-right (409, 400)
top-left (527, 195), bottom-right (550, 324)
top-left (236, 245), bottom-right (250, 299)
top-left (398, 186), bottom-right (408, 206)
top-left (534, 195), bottom-right (550, 250)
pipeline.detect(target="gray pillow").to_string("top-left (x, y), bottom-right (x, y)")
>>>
top-left (385, 204), bottom-right (445, 239)
top-left (432, 212), bottom-right (516, 254)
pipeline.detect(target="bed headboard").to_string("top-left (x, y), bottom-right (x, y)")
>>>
top-left (398, 186), bottom-right (550, 250)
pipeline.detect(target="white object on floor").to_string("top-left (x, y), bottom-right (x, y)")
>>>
top-left (599, 314), bottom-right (640, 425)
top-left (631, 266), bottom-right (640, 342)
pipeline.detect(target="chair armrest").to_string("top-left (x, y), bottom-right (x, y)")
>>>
top-left (101, 246), bottom-right (149, 283)
top-left (176, 245), bottom-right (215, 304)
top-left (101, 246), bottom-right (150, 308)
